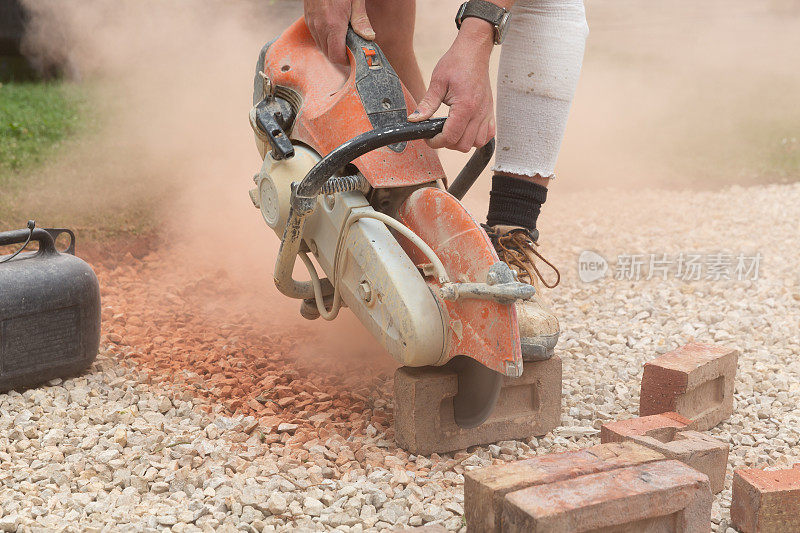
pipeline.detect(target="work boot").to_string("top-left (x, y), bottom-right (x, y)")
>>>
top-left (483, 225), bottom-right (561, 361)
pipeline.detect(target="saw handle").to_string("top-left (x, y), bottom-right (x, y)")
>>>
top-left (342, 25), bottom-right (497, 178)
top-left (295, 119), bottom-right (445, 200)
top-left (343, 27), bottom-right (409, 152)
top-left (274, 27), bottom-right (495, 300)
top-left (294, 119), bottom-right (494, 202)
top-left (275, 119), bottom-right (495, 300)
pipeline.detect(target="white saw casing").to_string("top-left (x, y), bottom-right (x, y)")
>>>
top-left (251, 145), bottom-right (449, 367)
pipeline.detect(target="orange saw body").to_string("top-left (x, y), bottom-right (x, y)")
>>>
top-left (249, 18), bottom-right (530, 427)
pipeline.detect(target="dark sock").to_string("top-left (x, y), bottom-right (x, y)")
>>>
top-left (486, 174), bottom-right (548, 232)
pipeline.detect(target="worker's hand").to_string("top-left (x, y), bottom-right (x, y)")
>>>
top-left (303, 0), bottom-right (375, 65)
top-left (408, 18), bottom-right (495, 152)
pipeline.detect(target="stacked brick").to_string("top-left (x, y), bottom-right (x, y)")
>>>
top-left (396, 341), bottom-right (754, 531)
top-left (591, 342), bottom-right (739, 497)
top-left (600, 412), bottom-right (729, 494)
top-left (464, 442), bottom-right (712, 532)
top-left (460, 342), bottom-right (741, 531)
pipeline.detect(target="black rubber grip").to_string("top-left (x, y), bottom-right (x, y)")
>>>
top-left (295, 119), bottom-right (446, 200)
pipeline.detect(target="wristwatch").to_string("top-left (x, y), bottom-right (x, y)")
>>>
top-left (455, 0), bottom-right (512, 45)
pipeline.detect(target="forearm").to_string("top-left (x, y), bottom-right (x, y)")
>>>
top-left (449, 0), bottom-right (522, 81)
top-left (408, 0), bottom-right (521, 151)
top-left (456, 0), bottom-right (516, 50)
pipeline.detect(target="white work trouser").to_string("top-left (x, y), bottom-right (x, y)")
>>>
top-left (494, 0), bottom-right (589, 178)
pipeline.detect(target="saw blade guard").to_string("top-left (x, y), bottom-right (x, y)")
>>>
top-left (397, 186), bottom-right (524, 378)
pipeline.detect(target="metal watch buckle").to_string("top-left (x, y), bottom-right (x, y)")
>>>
top-left (455, 2), bottom-right (468, 29)
top-left (495, 11), bottom-right (511, 45)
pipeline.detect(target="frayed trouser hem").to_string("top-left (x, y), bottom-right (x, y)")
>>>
top-left (492, 166), bottom-right (557, 181)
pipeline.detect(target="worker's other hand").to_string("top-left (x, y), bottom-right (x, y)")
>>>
top-left (408, 19), bottom-right (495, 152)
top-left (303, 0), bottom-right (375, 65)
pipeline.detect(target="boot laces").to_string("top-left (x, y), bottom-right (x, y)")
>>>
top-left (483, 225), bottom-right (561, 289)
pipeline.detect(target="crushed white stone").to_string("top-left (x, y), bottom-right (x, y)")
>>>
top-left (1, 183), bottom-right (799, 532)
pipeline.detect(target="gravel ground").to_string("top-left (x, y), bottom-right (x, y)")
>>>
top-left (1, 183), bottom-right (799, 532)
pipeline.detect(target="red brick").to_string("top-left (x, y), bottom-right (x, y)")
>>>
top-left (633, 431), bottom-right (728, 494)
top-left (464, 441), bottom-right (664, 533)
top-left (640, 342), bottom-right (738, 430)
top-left (731, 465), bottom-right (800, 533)
top-left (601, 413), bottom-right (728, 493)
top-left (502, 460), bottom-right (712, 532)
top-left (393, 357), bottom-right (561, 455)
top-left (601, 412), bottom-right (693, 443)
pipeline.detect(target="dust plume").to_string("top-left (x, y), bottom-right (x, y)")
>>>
top-left (18, 0), bottom-right (387, 366)
top-left (17, 0), bottom-right (800, 232)
top-left (20, 0), bottom-right (294, 262)
top-left (561, 0), bottom-right (800, 192)
top-left (419, 0), bottom-right (800, 206)
top-left (14, 0), bottom-right (799, 366)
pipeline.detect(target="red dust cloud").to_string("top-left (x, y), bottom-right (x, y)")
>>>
top-left (19, 0), bottom-right (391, 414)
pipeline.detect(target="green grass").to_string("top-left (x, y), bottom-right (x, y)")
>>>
top-left (0, 82), bottom-right (84, 183)
top-left (0, 81), bottom-right (159, 245)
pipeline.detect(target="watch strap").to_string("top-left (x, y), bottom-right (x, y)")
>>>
top-left (457, 0), bottom-right (506, 29)
top-left (456, 0), bottom-right (509, 44)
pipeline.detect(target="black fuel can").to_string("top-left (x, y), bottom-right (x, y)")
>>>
top-left (0, 226), bottom-right (100, 392)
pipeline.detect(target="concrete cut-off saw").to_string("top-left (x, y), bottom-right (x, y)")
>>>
top-left (248, 19), bottom-right (535, 428)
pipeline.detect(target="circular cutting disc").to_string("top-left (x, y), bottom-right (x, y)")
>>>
top-left (448, 356), bottom-right (504, 429)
